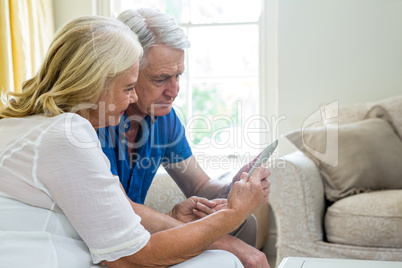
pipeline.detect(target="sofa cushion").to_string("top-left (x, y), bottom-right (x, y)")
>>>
top-left (325, 190), bottom-right (402, 248)
top-left (286, 118), bottom-right (402, 202)
top-left (144, 172), bottom-right (186, 213)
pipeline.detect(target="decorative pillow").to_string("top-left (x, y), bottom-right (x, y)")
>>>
top-left (315, 95), bottom-right (402, 139)
top-left (325, 190), bottom-right (402, 247)
top-left (286, 118), bottom-right (402, 202)
top-left (365, 105), bottom-right (391, 121)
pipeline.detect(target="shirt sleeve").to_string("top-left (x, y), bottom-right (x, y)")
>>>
top-left (36, 113), bottom-right (150, 263)
top-left (163, 108), bottom-right (193, 164)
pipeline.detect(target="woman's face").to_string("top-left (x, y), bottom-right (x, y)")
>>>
top-left (90, 62), bottom-right (139, 128)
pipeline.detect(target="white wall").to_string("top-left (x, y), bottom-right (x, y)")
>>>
top-left (53, 0), bottom-right (94, 30)
top-left (277, 0), bottom-right (402, 155)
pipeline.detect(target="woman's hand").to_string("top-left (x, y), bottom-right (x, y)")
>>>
top-left (167, 197), bottom-right (227, 223)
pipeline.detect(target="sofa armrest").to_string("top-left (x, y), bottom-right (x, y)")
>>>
top-left (144, 172), bottom-right (186, 213)
top-left (269, 150), bottom-right (325, 247)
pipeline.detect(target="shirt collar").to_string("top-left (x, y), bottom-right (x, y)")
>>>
top-left (119, 112), bottom-right (157, 133)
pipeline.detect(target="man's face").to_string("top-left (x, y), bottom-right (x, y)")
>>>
top-left (133, 45), bottom-right (185, 117)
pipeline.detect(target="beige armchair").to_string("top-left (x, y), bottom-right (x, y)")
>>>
top-left (269, 95), bottom-right (402, 267)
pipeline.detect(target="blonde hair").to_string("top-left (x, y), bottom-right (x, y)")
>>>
top-left (0, 16), bottom-right (142, 119)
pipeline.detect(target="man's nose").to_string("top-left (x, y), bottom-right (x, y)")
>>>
top-left (165, 76), bottom-right (180, 98)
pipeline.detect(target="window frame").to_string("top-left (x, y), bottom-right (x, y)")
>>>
top-left (94, 0), bottom-right (279, 152)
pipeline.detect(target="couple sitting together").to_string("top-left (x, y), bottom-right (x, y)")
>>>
top-left (0, 8), bottom-right (271, 268)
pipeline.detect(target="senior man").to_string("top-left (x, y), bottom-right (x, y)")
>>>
top-left (97, 8), bottom-right (271, 267)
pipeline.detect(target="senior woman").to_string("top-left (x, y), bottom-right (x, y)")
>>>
top-left (0, 16), bottom-right (267, 268)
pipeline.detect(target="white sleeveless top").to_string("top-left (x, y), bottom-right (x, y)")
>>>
top-left (0, 113), bottom-right (150, 267)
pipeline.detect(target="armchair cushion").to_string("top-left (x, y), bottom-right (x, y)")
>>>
top-left (325, 190), bottom-right (402, 248)
top-left (286, 118), bottom-right (402, 202)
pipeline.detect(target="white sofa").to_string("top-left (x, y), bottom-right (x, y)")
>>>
top-left (269, 95), bottom-right (402, 267)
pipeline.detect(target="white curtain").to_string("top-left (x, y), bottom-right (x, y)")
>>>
top-left (0, 0), bottom-right (54, 98)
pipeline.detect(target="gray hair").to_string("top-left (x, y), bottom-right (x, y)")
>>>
top-left (117, 8), bottom-right (191, 69)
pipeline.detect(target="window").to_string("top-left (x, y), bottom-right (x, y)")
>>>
top-left (106, 0), bottom-right (276, 171)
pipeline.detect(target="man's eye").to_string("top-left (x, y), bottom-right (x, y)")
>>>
top-left (154, 78), bottom-right (168, 85)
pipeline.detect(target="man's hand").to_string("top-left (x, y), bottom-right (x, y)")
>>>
top-left (231, 154), bottom-right (272, 203)
top-left (209, 235), bottom-right (270, 268)
top-left (227, 168), bottom-right (266, 220)
top-left (193, 198), bottom-right (227, 218)
top-left (166, 197), bottom-right (227, 223)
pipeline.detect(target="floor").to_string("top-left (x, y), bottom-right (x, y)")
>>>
top-left (263, 241), bottom-right (277, 268)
